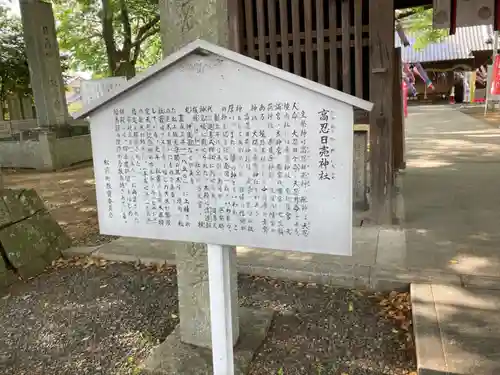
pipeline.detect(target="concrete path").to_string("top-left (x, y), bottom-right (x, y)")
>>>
top-left (403, 105), bottom-right (500, 288)
top-left (65, 226), bottom-right (409, 290)
top-left (412, 283), bottom-right (500, 375)
top-left (407, 107), bottom-right (500, 375)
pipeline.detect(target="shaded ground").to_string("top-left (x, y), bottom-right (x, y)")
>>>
top-left (0, 261), bottom-right (415, 375)
top-left (460, 105), bottom-right (500, 128)
top-left (403, 105), bottom-right (500, 277)
top-left (3, 163), bottom-right (115, 246)
top-left (0, 260), bottom-right (178, 375)
top-left (242, 277), bottom-right (414, 375)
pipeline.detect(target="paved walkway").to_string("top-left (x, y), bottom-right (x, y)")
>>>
top-left (403, 105), bottom-right (500, 287)
top-left (412, 283), bottom-right (500, 374)
top-left (406, 106), bottom-right (500, 374)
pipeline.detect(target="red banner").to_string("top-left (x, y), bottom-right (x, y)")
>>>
top-left (491, 55), bottom-right (500, 96)
top-left (402, 81), bottom-right (408, 118)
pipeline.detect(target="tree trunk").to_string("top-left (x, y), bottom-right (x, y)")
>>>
top-left (0, 93), bottom-right (6, 121)
top-left (0, 102), bottom-right (6, 121)
top-left (0, 78), bottom-right (5, 120)
top-left (114, 60), bottom-right (136, 78)
top-left (101, 0), bottom-right (118, 77)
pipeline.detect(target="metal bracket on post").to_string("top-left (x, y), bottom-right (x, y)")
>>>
top-left (207, 243), bottom-right (235, 375)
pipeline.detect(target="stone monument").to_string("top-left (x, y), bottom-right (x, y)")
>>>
top-left (160, 0), bottom-right (229, 58)
top-left (159, 0), bottom-right (237, 354)
top-left (19, 0), bottom-right (69, 129)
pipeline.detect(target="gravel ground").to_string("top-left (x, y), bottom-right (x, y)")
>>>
top-left (0, 261), bottom-right (178, 375)
top-left (240, 275), bottom-right (415, 375)
top-left (0, 261), bottom-right (415, 375)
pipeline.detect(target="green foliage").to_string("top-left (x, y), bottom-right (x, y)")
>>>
top-left (53, 0), bottom-right (161, 78)
top-left (0, 5), bottom-right (71, 119)
top-left (0, 6), bottom-right (30, 96)
top-left (135, 32), bottom-right (162, 72)
top-left (67, 100), bottom-right (83, 114)
top-left (397, 6), bottom-right (448, 50)
top-left (55, 2), bottom-right (108, 75)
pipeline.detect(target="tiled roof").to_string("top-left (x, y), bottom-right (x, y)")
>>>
top-left (396, 25), bottom-right (494, 63)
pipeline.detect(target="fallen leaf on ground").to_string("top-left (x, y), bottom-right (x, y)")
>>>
top-left (373, 291), bottom-right (414, 351)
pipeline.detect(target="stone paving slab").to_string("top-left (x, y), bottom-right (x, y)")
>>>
top-left (64, 228), bottom-right (500, 291)
top-left (412, 283), bottom-right (500, 375)
top-left (94, 238), bottom-right (177, 264)
top-left (371, 266), bottom-right (462, 291)
top-left (64, 225), bottom-right (500, 291)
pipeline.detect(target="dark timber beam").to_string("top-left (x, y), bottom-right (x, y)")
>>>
top-left (369, 0), bottom-right (395, 224)
top-left (395, 0), bottom-right (432, 9)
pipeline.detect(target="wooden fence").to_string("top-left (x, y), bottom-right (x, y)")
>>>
top-left (2, 94), bottom-right (36, 121)
top-left (229, 0), bottom-right (402, 223)
top-left (234, 0), bottom-right (369, 101)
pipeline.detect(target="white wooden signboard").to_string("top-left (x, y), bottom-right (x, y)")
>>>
top-left (82, 54), bottom-right (371, 255)
top-left (76, 40), bottom-right (373, 375)
top-left (81, 77), bottom-right (127, 109)
top-left (78, 41), bottom-right (372, 256)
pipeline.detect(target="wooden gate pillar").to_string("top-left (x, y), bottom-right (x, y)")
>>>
top-left (369, 0), bottom-right (395, 225)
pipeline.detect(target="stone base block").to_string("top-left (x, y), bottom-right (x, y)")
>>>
top-left (0, 188), bottom-right (71, 281)
top-left (142, 307), bottom-right (274, 375)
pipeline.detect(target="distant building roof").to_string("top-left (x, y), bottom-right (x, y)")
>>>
top-left (66, 75), bottom-right (86, 87)
top-left (65, 92), bottom-right (81, 104)
top-left (396, 25), bottom-right (494, 63)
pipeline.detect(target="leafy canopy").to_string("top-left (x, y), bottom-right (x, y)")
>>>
top-left (53, 0), bottom-right (162, 78)
top-left (397, 6), bottom-right (448, 50)
top-left (0, 5), bottom-right (30, 97)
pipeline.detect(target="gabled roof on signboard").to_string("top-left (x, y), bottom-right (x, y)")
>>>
top-left (74, 39), bottom-right (373, 119)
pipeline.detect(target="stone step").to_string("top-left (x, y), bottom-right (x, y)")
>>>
top-left (411, 283), bottom-right (500, 375)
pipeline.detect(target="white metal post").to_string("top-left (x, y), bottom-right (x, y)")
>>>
top-left (207, 244), bottom-right (235, 375)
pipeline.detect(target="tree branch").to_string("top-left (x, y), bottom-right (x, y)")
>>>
top-left (133, 24), bottom-right (160, 49)
top-left (396, 5), bottom-right (432, 21)
top-left (100, 0), bottom-right (117, 75)
top-left (119, 0), bottom-right (132, 52)
top-left (132, 44), bottom-right (141, 64)
top-left (131, 23), bottom-right (160, 64)
top-left (132, 15), bottom-right (160, 48)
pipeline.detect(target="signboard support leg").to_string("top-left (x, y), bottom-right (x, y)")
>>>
top-left (207, 243), bottom-right (235, 375)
